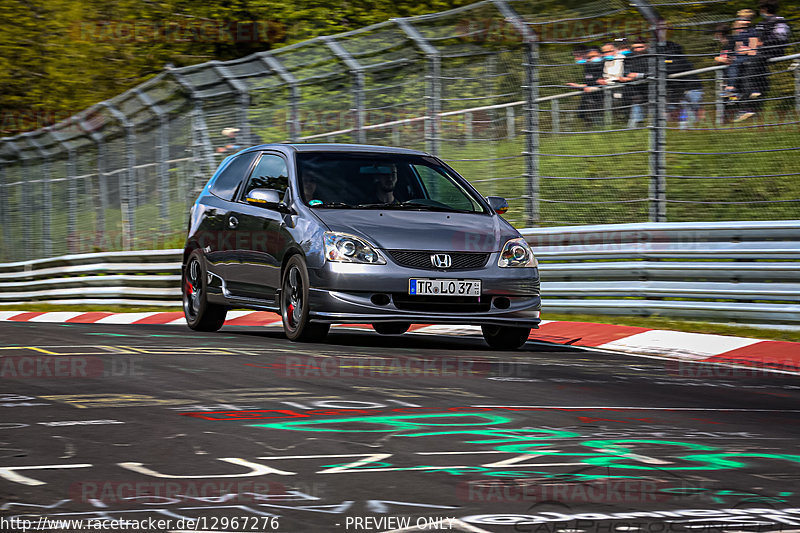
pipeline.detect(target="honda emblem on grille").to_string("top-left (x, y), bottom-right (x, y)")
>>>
top-left (431, 253), bottom-right (452, 269)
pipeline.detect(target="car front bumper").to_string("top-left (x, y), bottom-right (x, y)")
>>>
top-left (306, 256), bottom-right (541, 327)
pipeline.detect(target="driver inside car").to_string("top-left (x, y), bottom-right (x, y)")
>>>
top-left (371, 165), bottom-right (400, 204)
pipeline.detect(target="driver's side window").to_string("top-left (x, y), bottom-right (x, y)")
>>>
top-left (241, 153), bottom-right (288, 201)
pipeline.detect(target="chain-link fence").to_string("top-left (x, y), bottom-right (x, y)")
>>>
top-left (1, 0), bottom-right (799, 262)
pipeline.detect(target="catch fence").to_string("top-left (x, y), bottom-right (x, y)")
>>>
top-left (0, 0), bottom-right (799, 262)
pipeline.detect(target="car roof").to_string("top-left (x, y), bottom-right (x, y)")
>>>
top-left (243, 143), bottom-right (430, 157)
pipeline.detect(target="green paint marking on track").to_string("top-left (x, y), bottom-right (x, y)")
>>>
top-left (252, 412), bottom-right (513, 433)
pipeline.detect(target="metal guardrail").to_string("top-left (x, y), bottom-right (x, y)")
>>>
top-left (0, 250), bottom-right (182, 307)
top-left (521, 220), bottom-right (800, 323)
top-left (0, 221), bottom-right (798, 323)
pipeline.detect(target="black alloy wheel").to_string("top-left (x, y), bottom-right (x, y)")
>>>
top-left (183, 249), bottom-right (227, 331)
top-left (481, 325), bottom-right (531, 350)
top-left (281, 255), bottom-right (330, 342)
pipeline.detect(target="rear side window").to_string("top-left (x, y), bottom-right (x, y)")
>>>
top-left (209, 152), bottom-right (258, 201)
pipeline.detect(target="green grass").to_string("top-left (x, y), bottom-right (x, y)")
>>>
top-left (442, 111), bottom-right (800, 227)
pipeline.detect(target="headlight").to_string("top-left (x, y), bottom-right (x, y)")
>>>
top-left (498, 237), bottom-right (538, 268)
top-left (324, 232), bottom-right (386, 264)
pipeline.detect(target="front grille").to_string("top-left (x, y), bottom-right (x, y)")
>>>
top-left (388, 250), bottom-right (490, 271)
top-left (392, 294), bottom-right (491, 313)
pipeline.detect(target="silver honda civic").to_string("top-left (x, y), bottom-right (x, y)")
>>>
top-left (183, 144), bottom-right (540, 349)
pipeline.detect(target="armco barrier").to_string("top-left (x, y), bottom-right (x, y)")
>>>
top-left (0, 249), bottom-right (182, 307)
top-left (0, 221), bottom-right (798, 322)
top-left (522, 220), bottom-right (800, 323)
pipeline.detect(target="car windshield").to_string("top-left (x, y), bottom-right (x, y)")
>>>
top-left (296, 152), bottom-right (487, 214)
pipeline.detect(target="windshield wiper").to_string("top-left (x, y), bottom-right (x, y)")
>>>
top-left (355, 202), bottom-right (472, 213)
top-left (310, 202), bottom-right (354, 208)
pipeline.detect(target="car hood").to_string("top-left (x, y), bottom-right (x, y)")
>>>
top-left (311, 209), bottom-right (515, 252)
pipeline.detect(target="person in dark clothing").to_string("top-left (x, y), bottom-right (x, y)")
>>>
top-left (731, 2), bottom-right (788, 122)
top-left (620, 40), bottom-right (650, 128)
top-left (567, 47), bottom-right (604, 128)
top-left (755, 0), bottom-right (791, 59)
top-left (662, 40), bottom-right (704, 128)
top-left (714, 23), bottom-right (735, 93)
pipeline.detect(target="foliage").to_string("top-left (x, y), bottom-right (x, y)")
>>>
top-left (0, 0), bottom-right (476, 132)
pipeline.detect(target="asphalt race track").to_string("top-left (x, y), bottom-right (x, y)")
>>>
top-left (1, 320), bottom-right (799, 533)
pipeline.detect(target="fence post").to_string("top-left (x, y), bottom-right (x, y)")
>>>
top-left (167, 67), bottom-right (215, 204)
top-left (394, 18), bottom-right (441, 155)
top-left (0, 160), bottom-right (8, 261)
top-left (491, 0), bottom-right (538, 226)
top-left (212, 65), bottom-right (251, 144)
top-left (323, 37), bottom-right (366, 144)
top-left (76, 115), bottom-right (107, 251)
top-left (631, 0), bottom-right (666, 222)
top-left (25, 135), bottom-right (52, 258)
top-left (261, 54), bottom-right (301, 142)
top-left (66, 148), bottom-right (77, 252)
top-left (50, 125), bottom-right (77, 253)
top-left (551, 99), bottom-right (559, 134)
top-left (795, 65), bottom-right (800, 115)
top-left (465, 112), bottom-right (473, 141)
top-left (5, 142), bottom-right (32, 260)
top-left (134, 88), bottom-right (171, 235)
top-left (99, 102), bottom-right (136, 251)
top-left (715, 69), bottom-right (725, 126)
top-left (506, 106), bottom-right (515, 138)
top-left (653, 32), bottom-right (667, 222)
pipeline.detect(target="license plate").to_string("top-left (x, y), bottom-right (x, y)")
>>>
top-left (409, 279), bottom-right (481, 296)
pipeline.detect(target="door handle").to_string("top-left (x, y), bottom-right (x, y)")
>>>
top-left (228, 216), bottom-right (239, 229)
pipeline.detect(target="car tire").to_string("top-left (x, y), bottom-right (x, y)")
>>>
top-left (183, 249), bottom-right (227, 332)
top-left (281, 255), bottom-right (330, 342)
top-left (481, 325), bottom-right (530, 350)
top-left (372, 322), bottom-right (411, 335)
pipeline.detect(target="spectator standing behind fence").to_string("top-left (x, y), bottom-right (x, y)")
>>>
top-left (661, 38), bottom-right (704, 128)
top-left (730, 0), bottom-right (794, 122)
top-left (722, 7), bottom-right (778, 123)
top-left (620, 40), bottom-right (649, 128)
top-left (217, 127), bottom-right (241, 155)
top-left (567, 46), bottom-right (604, 128)
top-left (598, 41), bottom-right (627, 117)
top-left (756, 0), bottom-right (791, 59)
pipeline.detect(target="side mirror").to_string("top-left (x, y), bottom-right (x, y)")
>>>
top-left (246, 188), bottom-right (288, 212)
top-left (486, 196), bottom-right (509, 215)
